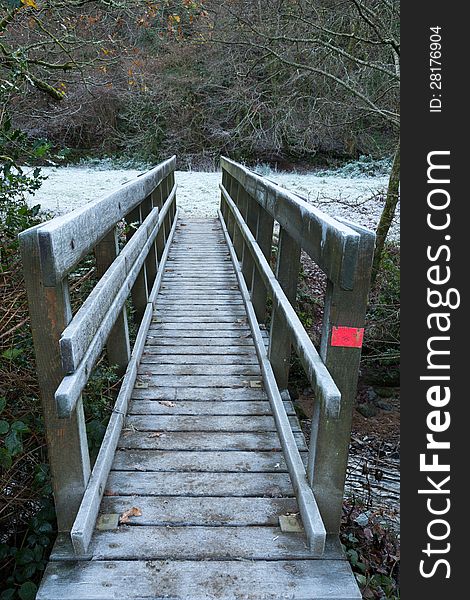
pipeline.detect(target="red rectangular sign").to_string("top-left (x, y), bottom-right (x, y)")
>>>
top-left (330, 326), bottom-right (364, 348)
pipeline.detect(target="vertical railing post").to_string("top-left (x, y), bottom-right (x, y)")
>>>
top-left (140, 196), bottom-right (159, 288)
top-left (240, 190), bottom-right (256, 292)
top-left (19, 228), bottom-right (91, 532)
top-left (308, 224), bottom-right (375, 533)
top-left (251, 204), bottom-right (274, 322)
top-left (269, 227), bottom-right (301, 390)
top-left (125, 205), bottom-right (149, 323)
top-left (153, 182), bottom-right (166, 260)
top-left (94, 228), bottom-right (131, 375)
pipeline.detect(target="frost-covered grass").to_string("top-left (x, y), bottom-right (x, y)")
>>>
top-left (26, 160), bottom-right (398, 240)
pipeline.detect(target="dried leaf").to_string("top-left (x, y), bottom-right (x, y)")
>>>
top-left (159, 400), bottom-right (176, 408)
top-left (119, 507), bottom-right (142, 524)
top-left (148, 432), bottom-right (163, 438)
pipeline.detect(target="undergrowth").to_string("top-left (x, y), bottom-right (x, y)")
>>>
top-left (0, 199), bottom-right (118, 599)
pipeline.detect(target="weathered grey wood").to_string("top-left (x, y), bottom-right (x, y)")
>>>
top-left (38, 559), bottom-right (361, 600)
top-left (68, 525), bottom-right (319, 560)
top-left (220, 184), bottom-right (341, 419)
top-left (142, 345), bottom-right (257, 356)
top-left (125, 205), bottom-right (149, 323)
top-left (269, 226), bottom-right (301, 389)
top-left (18, 227), bottom-right (90, 532)
top-left (138, 363), bottom-right (260, 376)
top-left (221, 156), bottom-right (360, 289)
top-left (69, 302), bottom-right (151, 554)
top-left (251, 204), bottom-right (274, 322)
top-left (94, 227), bottom-right (131, 375)
top-left (149, 322), bottom-right (249, 332)
top-left (104, 471), bottom-right (295, 497)
top-left (141, 354), bottom-right (259, 364)
top-left (146, 336), bottom-right (255, 347)
top-left (140, 195), bottom-right (158, 287)
top-left (309, 221), bottom-right (375, 534)
top-left (36, 156), bottom-right (176, 285)
top-left (56, 203), bottom-right (178, 416)
top-left (220, 209), bottom-right (325, 555)
top-left (136, 375), bottom-right (262, 388)
top-left (101, 495), bottom-right (298, 525)
top-left (118, 430), bottom-right (308, 451)
top-left (59, 206), bottom-right (159, 373)
top-left (125, 414), bottom-right (300, 432)
top-left (112, 449), bottom-right (300, 471)
top-left (132, 386), bottom-right (268, 401)
top-left (128, 399), bottom-right (294, 415)
top-left (69, 212), bottom-right (179, 554)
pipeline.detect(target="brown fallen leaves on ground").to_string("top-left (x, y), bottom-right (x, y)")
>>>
top-left (119, 507), bottom-right (142, 524)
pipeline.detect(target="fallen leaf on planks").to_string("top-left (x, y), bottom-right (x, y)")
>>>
top-left (119, 507), bottom-right (142, 524)
top-left (148, 432), bottom-right (164, 438)
top-left (159, 400), bottom-right (176, 408)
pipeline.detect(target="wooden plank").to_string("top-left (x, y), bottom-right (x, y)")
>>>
top-left (221, 156), bottom-right (360, 289)
top-left (61, 526), bottom-right (320, 560)
top-left (100, 496), bottom-right (298, 526)
top-left (118, 431), bottom-right (308, 451)
top-left (128, 399), bottom-right (295, 415)
top-left (141, 352), bottom-right (257, 363)
top-left (145, 337), bottom-right (255, 346)
top-left (138, 363), bottom-right (261, 375)
top-left (111, 449), bottom-right (301, 472)
top-left (220, 209), bottom-right (326, 555)
top-left (35, 157), bottom-right (176, 285)
top-left (104, 471), bottom-right (295, 497)
top-left (132, 387), bottom-right (268, 401)
top-left (38, 559), bottom-right (360, 600)
top-left (148, 322), bottom-right (249, 331)
top-left (125, 414), bottom-right (300, 432)
top-left (135, 375), bottom-right (262, 387)
top-left (141, 346), bottom-right (257, 356)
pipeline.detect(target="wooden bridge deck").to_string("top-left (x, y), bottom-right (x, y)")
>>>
top-left (37, 218), bottom-right (360, 600)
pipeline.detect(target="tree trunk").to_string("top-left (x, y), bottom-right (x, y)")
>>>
top-left (371, 140), bottom-right (400, 286)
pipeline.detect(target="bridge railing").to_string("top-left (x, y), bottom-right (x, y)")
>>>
top-left (19, 157), bottom-right (178, 550)
top-left (219, 157), bottom-right (375, 539)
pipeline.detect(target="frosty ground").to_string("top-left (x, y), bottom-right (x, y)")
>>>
top-left (26, 165), bottom-right (398, 240)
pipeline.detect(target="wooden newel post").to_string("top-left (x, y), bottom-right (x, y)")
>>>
top-left (308, 223), bottom-right (375, 534)
top-left (94, 228), bottom-right (131, 376)
top-left (19, 228), bottom-right (91, 532)
top-left (269, 227), bottom-right (301, 390)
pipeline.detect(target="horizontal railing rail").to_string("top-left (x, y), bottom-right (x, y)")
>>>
top-left (219, 157), bottom-right (375, 538)
top-left (19, 157), bottom-right (178, 541)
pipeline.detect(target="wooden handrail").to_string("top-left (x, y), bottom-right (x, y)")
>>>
top-left (35, 156), bottom-right (176, 286)
top-left (19, 158), bottom-right (178, 533)
top-left (220, 183), bottom-right (341, 419)
top-left (220, 156), bottom-right (360, 290)
top-left (219, 158), bottom-right (375, 537)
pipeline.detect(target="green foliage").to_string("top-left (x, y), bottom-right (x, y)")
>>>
top-left (341, 502), bottom-right (400, 599)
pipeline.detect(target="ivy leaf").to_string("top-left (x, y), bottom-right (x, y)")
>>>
top-left (0, 420), bottom-right (9, 435)
top-left (0, 397), bottom-right (6, 413)
top-left (19, 582), bottom-right (37, 600)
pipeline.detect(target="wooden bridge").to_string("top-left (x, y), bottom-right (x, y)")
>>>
top-left (20, 157), bottom-right (374, 600)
